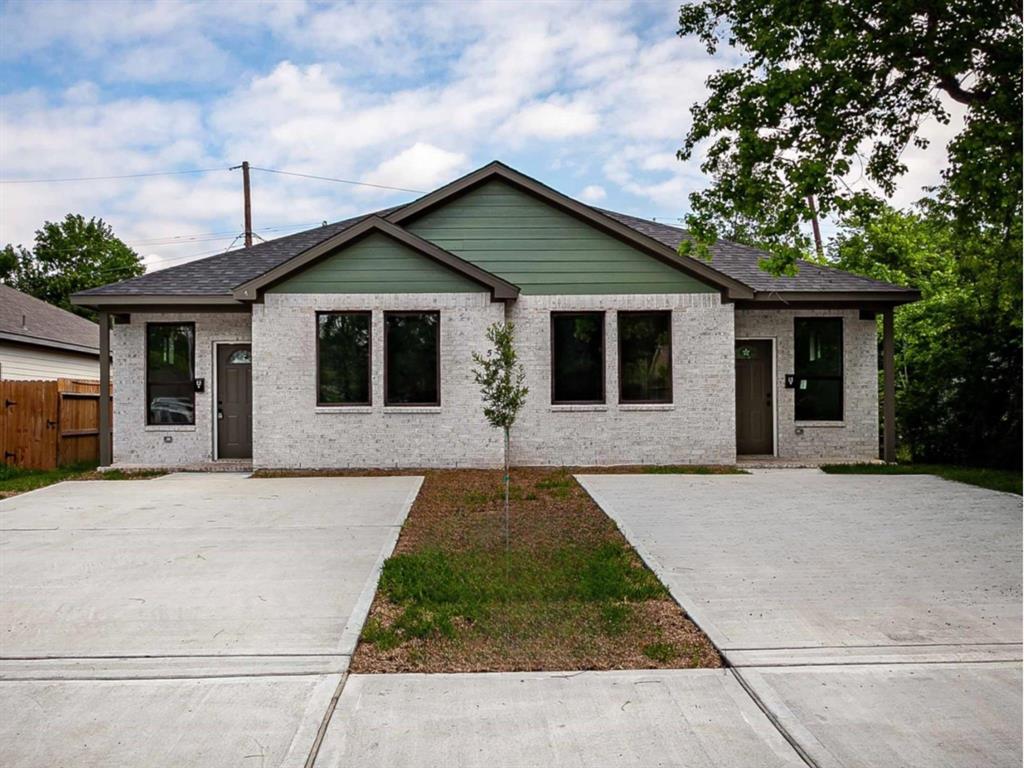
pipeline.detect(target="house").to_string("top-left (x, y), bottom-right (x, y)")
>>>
top-left (0, 285), bottom-right (101, 381)
top-left (71, 162), bottom-right (918, 469)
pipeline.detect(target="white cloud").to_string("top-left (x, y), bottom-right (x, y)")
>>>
top-left (363, 144), bottom-right (469, 193)
top-left (503, 98), bottom-right (600, 140)
top-left (0, 0), bottom-right (964, 267)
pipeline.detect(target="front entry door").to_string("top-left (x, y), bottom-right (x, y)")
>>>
top-left (735, 340), bottom-right (773, 455)
top-left (216, 344), bottom-right (252, 459)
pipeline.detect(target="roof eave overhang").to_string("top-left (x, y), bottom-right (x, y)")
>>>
top-left (70, 294), bottom-right (250, 312)
top-left (736, 289), bottom-right (922, 310)
top-left (385, 161), bottom-right (755, 301)
top-left (231, 216), bottom-right (520, 302)
top-left (0, 331), bottom-right (99, 356)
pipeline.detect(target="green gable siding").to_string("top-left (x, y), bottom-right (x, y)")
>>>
top-left (406, 180), bottom-right (716, 295)
top-left (267, 232), bottom-right (485, 294)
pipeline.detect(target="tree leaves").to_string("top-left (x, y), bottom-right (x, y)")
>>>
top-left (2, 214), bottom-right (144, 318)
top-left (676, 0), bottom-right (1022, 275)
top-left (471, 321), bottom-right (528, 431)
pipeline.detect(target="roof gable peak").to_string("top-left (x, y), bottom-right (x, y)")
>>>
top-left (231, 215), bottom-right (519, 302)
top-left (387, 161), bottom-right (753, 299)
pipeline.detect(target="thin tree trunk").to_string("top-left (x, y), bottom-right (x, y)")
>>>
top-left (807, 194), bottom-right (824, 258)
top-left (503, 426), bottom-right (510, 551)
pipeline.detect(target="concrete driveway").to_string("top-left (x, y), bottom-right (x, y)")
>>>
top-left (578, 470), bottom-right (1023, 767)
top-left (0, 472), bottom-right (421, 768)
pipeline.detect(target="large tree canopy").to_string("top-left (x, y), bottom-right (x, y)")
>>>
top-left (676, 0), bottom-right (1022, 273)
top-left (831, 203), bottom-right (1020, 468)
top-left (2, 214), bottom-right (144, 318)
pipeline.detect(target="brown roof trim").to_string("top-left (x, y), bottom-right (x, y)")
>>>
top-left (385, 161), bottom-right (755, 300)
top-left (231, 216), bottom-right (520, 302)
top-left (70, 294), bottom-right (250, 312)
top-left (739, 289), bottom-right (921, 309)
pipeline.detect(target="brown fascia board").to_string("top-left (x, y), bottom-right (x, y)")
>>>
top-left (231, 216), bottom-right (520, 302)
top-left (385, 161), bottom-right (756, 300)
top-left (737, 289), bottom-right (922, 309)
top-left (70, 294), bottom-right (250, 312)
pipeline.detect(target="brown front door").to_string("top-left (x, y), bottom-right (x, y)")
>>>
top-left (735, 340), bottom-right (773, 455)
top-left (216, 344), bottom-right (252, 459)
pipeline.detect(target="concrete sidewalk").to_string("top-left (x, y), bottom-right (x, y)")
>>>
top-left (0, 473), bottom-right (421, 768)
top-left (315, 670), bottom-right (808, 768)
top-left (578, 470), bottom-right (1023, 767)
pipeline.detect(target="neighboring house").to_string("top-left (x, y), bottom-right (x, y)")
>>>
top-left (72, 162), bottom-right (918, 469)
top-left (0, 284), bottom-right (100, 381)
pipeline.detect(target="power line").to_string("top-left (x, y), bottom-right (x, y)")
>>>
top-left (6, 220), bottom-right (331, 255)
top-left (249, 166), bottom-right (424, 194)
top-left (0, 167), bottom-right (228, 184)
top-left (0, 164), bottom-right (425, 195)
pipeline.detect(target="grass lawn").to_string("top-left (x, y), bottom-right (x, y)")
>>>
top-left (820, 463), bottom-right (1021, 495)
top-left (0, 462), bottom-right (166, 499)
top-left (351, 468), bottom-right (721, 673)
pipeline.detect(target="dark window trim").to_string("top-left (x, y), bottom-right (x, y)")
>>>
top-left (315, 310), bottom-right (373, 407)
top-left (550, 311), bottom-right (606, 405)
top-left (383, 310), bottom-right (441, 407)
top-left (617, 310), bottom-right (673, 404)
top-left (145, 321), bottom-right (196, 426)
top-left (794, 316), bottom-right (844, 422)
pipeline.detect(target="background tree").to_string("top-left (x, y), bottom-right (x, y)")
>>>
top-left (2, 214), bottom-right (144, 318)
top-left (472, 322), bottom-right (528, 548)
top-left (676, 1), bottom-right (1022, 274)
top-left (831, 203), bottom-right (1021, 469)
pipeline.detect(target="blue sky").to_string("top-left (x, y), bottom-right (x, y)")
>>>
top-left (0, 0), bottom-right (961, 272)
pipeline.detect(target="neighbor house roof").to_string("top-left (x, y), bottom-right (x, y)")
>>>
top-left (73, 162), bottom-right (919, 308)
top-left (0, 284), bottom-right (100, 354)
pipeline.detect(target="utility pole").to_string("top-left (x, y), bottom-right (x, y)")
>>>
top-left (230, 161), bottom-right (253, 247)
top-left (806, 194), bottom-right (823, 259)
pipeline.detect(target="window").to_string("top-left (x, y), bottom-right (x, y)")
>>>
top-left (551, 312), bottom-right (605, 404)
top-left (146, 323), bottom-right (195, 425)
top-left (317, 312), bottom-right (371, 405)
top-left (618, 311), bottom-right (672, 403)
top-left (385, 311), bottom-right (440, 406)
top-left (794, 318), bottom-right (843, 421)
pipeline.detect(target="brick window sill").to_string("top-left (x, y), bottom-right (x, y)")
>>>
top-left (315, 406), bottom-right (373, 414)
top-left (549, 404), bottom-right (608, 412)
top-left (383, 406), bottom-right (442, 414)
top-left (618, 403), bottom-right (675, 411)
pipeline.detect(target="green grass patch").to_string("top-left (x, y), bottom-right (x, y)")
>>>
top-left (375, 542), bottom-right (668, 644)
top-left (820, 463), bottom-right (1021, 495)
top-left (0, 461), bottom-right (97, 496)
top-left (0, 462), bottom-right (166, 498)
top-left (642, 642), bottom-right (678, 663)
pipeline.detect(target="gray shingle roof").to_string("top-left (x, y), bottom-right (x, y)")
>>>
top-left (76, 190), bottom-right (912, 300)
top-left (600, 210), bottom-right (912, 294)
top-left (0, 284), bottom-right (99, 351)
top-left (77, 208), bottom-right (401, 297)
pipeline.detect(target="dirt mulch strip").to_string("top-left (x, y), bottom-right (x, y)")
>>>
top-left (333, 467), bottom-right (722, 673)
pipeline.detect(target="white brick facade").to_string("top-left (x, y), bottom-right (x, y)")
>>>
top-left (111, 300), bottom-right (879, 468)
top-left (508, 294), bottom-right (735, 466)
top-left (252, 293), bottom-right (506, 468)
top-left (111, 312), bottom-right (251, 466)
top-left (735, 308), bottom-right (879, 461)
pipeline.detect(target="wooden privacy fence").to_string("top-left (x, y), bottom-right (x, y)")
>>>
top-left (1, 378), bottom-right (112, 470)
